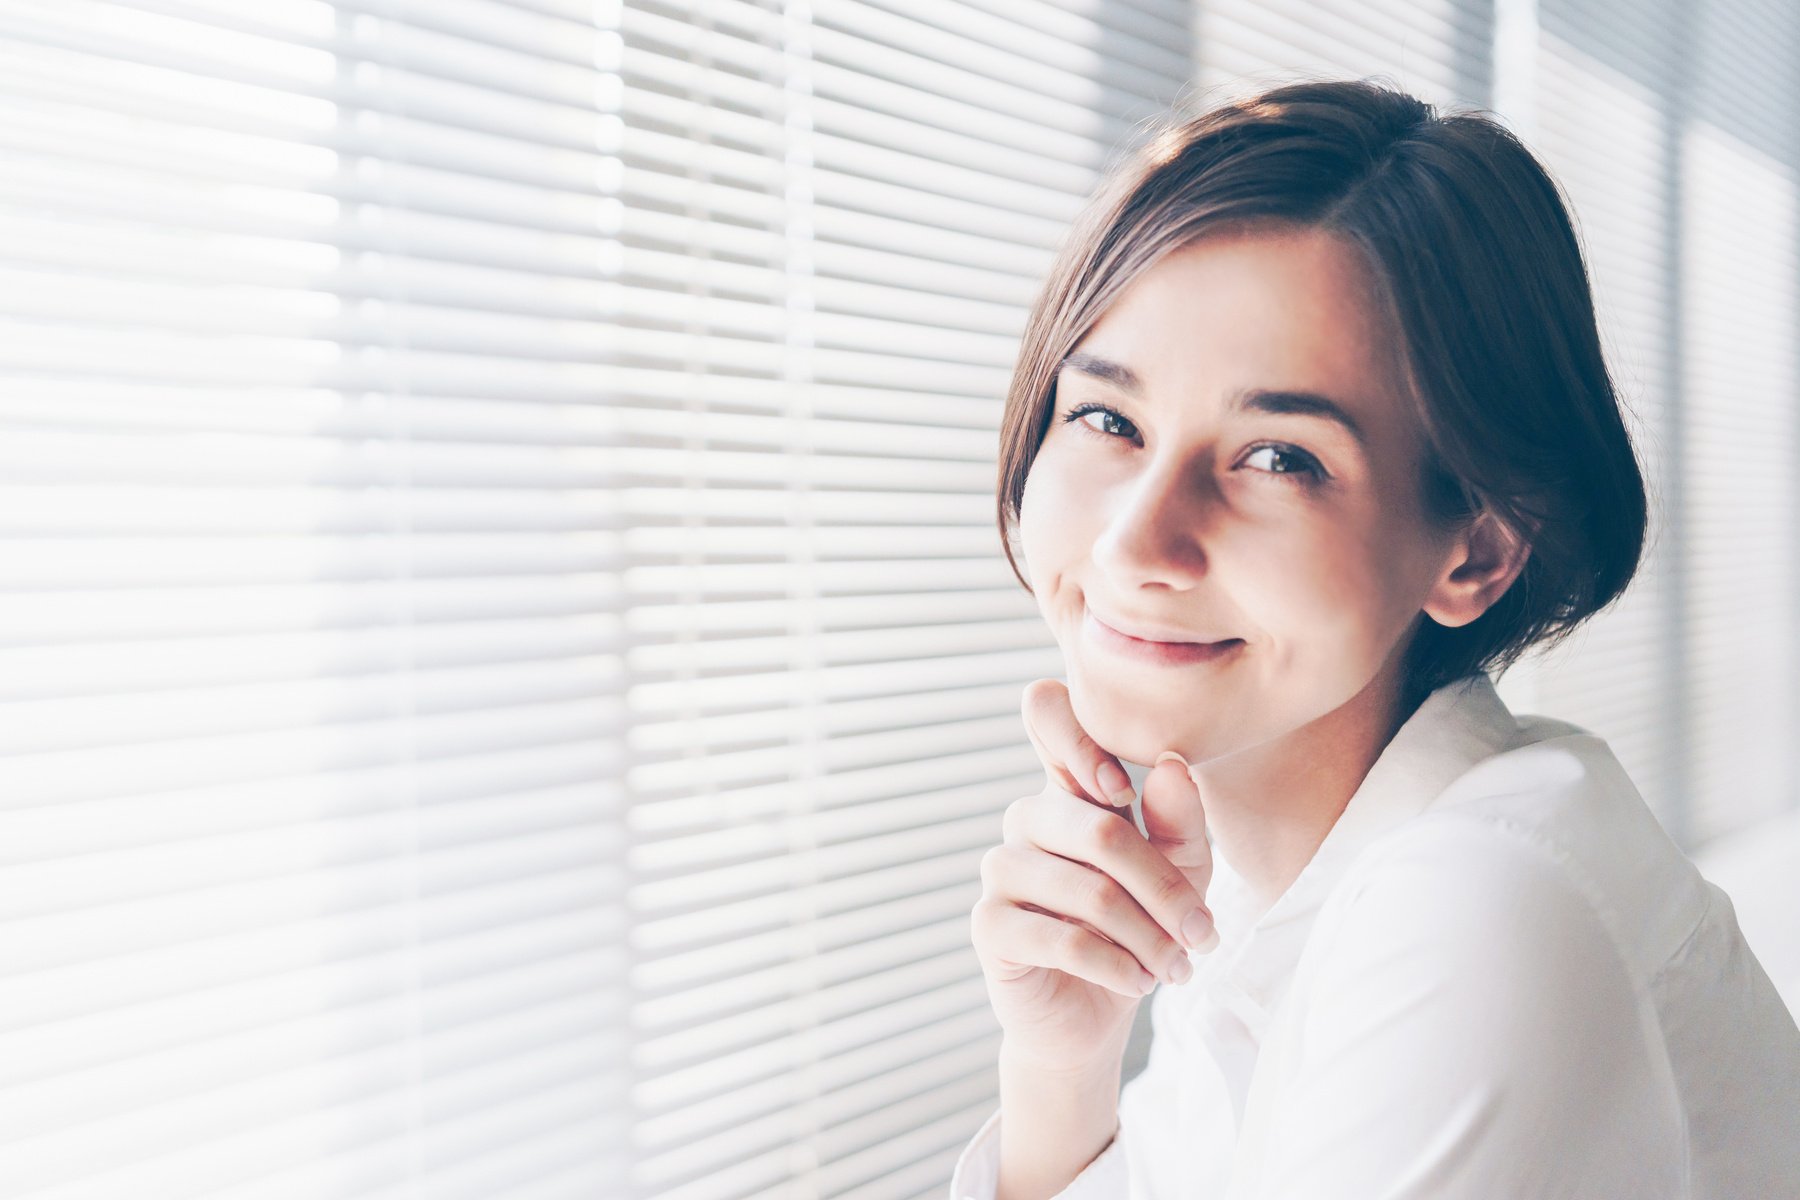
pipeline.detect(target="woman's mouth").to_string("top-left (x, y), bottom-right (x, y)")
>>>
top-left (1083, 609), bottom-right (1245, 667)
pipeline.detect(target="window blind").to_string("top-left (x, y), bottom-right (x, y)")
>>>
top-left (2, 1), bottom-right (641, 1196)
top-left (1193, 0), bottom-right (1492, 111)
top-left (1509, 0), bottom-right (1800, 849)
top-left (1660, 0), bottom-right (1799, 845)
top-left (1508, 0), bottom-right (1692, 839)
top-left (622, 4), bottom-right (1192, 1197)
top-left (0, 1), bottom-right (1194, 1197)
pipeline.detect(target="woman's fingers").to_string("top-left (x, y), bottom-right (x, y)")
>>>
top-left (1143, 755), bottom-right (1213, 878)
top-left (973, 897), bottom-right (1160, 997)
top-left (1020, 678), bottom-right (1136, 809)
top-left (1003, 786), bottom-right (1214, 954)
top-left (1141, 754), bottom-right (1217, 949)
top-left (982, 845), bottom-right (1194, 986)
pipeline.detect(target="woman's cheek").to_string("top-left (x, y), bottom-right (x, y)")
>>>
top-left (1016, 469), bottom-right (1060, 593)
top-left (1021, 461), bottom-right (1099, 596)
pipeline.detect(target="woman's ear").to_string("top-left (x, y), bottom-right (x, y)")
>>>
top-left (1421, 510), bottom-right (1534, 629)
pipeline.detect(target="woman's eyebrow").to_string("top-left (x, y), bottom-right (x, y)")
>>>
top-left (1059, 351), bottom-right (1143, 394)
top-left (1234, 387), bottom-right (1367, 448)
top-left (1058, 351), bottom-right (1367, 448)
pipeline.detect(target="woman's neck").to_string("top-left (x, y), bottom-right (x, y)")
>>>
top-left (1190, 669), bottom-right (1415, 908)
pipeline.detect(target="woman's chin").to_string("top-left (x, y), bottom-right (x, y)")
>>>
top-left (1067, 688), bottom-right (1191, 769)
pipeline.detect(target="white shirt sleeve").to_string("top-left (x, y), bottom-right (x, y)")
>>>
top-left (946, 973), bottom-right (1226, 1200)
top-left (945, 1106), bottom-right (1129, 1200)
top-left (1239, 818), bottom-right (1688, 1200)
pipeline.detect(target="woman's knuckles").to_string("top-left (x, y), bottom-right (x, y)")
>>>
top-left (1086, 807), bottom-right (1136, 852)
top-left (1076, 870), bottom-right (1121, 922)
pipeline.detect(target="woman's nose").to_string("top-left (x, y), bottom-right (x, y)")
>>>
top-left (1088, 458), bottom-right (1213, 589)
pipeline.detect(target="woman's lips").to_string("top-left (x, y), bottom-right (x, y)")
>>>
top-left (1084, 609), bottom-right (1245, 667)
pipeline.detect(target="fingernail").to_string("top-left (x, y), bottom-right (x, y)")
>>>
top-left (1166, 955), bottom-right (1192, 985)
top-left (1181, 908), bottom-right (1214, 951)
top-left (1154, 751), bottom-right (1189, 770)
top-left (1096, 760), bottom-right (1134, 806)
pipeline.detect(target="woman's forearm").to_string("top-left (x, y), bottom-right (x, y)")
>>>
top-left (995, 1039), bottom-right (1124, 1200)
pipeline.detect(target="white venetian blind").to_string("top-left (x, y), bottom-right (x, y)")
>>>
top-left (1193, 0), bottom-right (1492, 111)
top-left (2, 1), bottom-right (638, 1196)
top-left (1512, 0), bottom-right (1800, 849)
top-left (1505, 0), bottom-right (1691, 840)
top-left (1664, 0), bottom-right (1800, 845)
top-left (0, 1), bottom-right (1194, 1197)
top-left (621, 2), bottom-right (1192, 1196)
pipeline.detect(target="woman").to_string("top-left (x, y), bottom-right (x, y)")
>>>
top-left (952, 80), bottom-right (1800, 1199)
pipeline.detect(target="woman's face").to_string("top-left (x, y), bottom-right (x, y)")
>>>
top-left (1018, 225), bottom-right (1460, 767)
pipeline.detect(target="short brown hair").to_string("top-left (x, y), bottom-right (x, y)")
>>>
top-left (995, 78), bottom-right (1649, 712)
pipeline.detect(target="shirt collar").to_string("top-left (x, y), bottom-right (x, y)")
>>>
top-left (1191, 672), bottom-right (1527, 1027)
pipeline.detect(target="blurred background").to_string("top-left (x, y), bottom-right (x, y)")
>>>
top-left (1, 0), bottom-right (1796, 1197)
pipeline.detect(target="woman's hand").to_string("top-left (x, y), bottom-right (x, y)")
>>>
top-left (970, 679), bottom-right (1219, 1076)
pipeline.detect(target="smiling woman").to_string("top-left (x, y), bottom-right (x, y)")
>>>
top-left (997, 88), bottom-right (1646, 737)
top-left (1020, 226), bottom-right (1478, 786)
top-left (956, 79), bottom-right (1800, 1200)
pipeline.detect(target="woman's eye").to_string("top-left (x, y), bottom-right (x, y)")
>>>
top-left (1062, 403), bottom-right (1137, 441)
top-left (1059, 404), bottom-right (1326, 485)
top-left (1241, 443), bottom-right (1325, 482)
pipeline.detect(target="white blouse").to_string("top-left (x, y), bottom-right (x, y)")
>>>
top-left (948, 673), bottom-right (1800, 1199)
